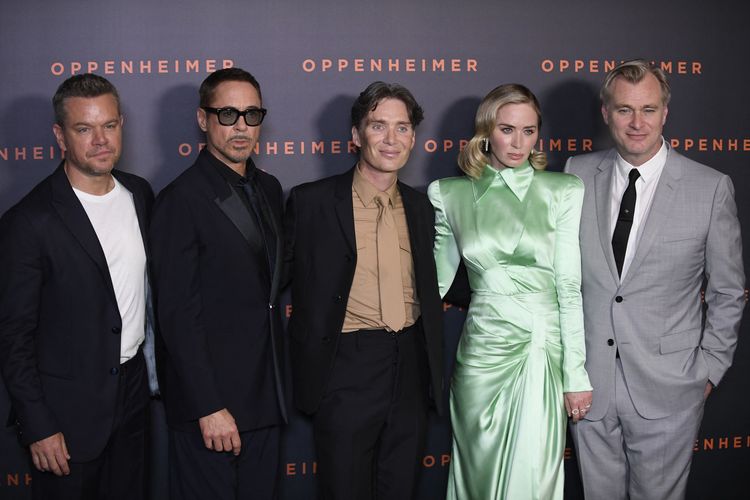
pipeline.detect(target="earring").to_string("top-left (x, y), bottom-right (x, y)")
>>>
top-left (482, 138), bottom-right (489, 153)
top-left (530, 148), bottom-right (537, 155)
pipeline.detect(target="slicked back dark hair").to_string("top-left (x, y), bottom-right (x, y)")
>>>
top-left (351, 81), bottom-right (424, 131)
top-left (199, 67), bottom-right (262, 107)
top-left (52, 73), bottom-right (121, 126)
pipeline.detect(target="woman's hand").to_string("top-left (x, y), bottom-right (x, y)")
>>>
top-left (564, 390), bottom-right (593, 423)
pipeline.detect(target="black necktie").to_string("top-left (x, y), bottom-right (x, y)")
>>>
top-left (240, 175), bottom-right (277, 274)
top-left (612, 168), bottom-right (640, 277)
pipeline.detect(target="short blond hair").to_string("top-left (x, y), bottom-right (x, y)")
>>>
top-left (600, 59), bottom-right (671, 106)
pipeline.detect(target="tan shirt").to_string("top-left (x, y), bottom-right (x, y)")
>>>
top-left (342, 166), bottom-right (420, 332)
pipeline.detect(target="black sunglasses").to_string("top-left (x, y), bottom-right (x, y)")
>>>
top-left (202, 106), bottom-right (267, 127)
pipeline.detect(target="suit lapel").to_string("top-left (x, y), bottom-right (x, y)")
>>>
top-left (620, 150), bottom-right (682, 287)
top-left (50, 164), bottom-right (118, 305)
top-left (115, 171), bottom-right (149, 253)
top-left (400, 182), bottom-right (426, 287)
top-left (334, 168), bottom-right (357, 254)
top-left (254, 179), bottom-right (284, 302)
top-left (214, 188), bottom-right (258, 245)
top-left (196, 152), bottom-right (260, 247)
top-left (594, 151), bottom-right (620, 283)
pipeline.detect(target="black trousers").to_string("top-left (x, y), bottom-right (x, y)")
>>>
top-left (313, 324), bottom-right (429, 500)
top-left (168, 424), bottom-right (280, 500)
top-left (31, 349), bottom-right (149, 500)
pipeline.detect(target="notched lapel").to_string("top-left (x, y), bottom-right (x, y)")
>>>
top-left (334, 170), bottom-right (356, 253)
top-left (254, 180), bottom-right (284, 302)
top-left (594, 154), bottom-right (619, 283)
top-left (400, 184), bottom-right (426, 284)
top-left (50, 167), bottom-right (118, 304)
top-left (621, 158), bottom-right (680, 286)
top-left (115, 173), bottom-right (149, 253)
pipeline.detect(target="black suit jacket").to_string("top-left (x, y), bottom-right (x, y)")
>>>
top-left (0, 164), bottom-right (153, 462)
top-left (150, 149), bottom-right (287, 432)
top-left (283, 167), bottom-right (445, 415)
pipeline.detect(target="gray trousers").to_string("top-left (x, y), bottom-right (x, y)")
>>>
top-left (570, 359), bottom-right (704, 500)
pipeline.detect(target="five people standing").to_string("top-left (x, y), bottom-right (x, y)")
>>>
top-left (0, 61), bottom-right (745, 500)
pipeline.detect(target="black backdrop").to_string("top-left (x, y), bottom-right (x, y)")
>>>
top-left (1, 0), bottom-right (748, 498)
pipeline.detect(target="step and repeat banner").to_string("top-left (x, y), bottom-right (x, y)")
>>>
top-left (1, 0), bottom-right (748, 498)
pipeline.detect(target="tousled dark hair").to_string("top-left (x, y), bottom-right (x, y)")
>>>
top-left (351, 81), bottom-right (424, 131)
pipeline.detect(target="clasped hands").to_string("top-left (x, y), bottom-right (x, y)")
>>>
top-left (564, 391), bottom-right (593, 423)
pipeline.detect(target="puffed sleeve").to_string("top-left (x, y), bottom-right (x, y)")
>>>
top-left (427, 180), bottom-right (462, 299)
top-left (553, 176), bottom-right (592, 392)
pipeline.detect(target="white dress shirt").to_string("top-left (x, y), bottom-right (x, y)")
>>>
top-left (609, 139), bottom-right (668, 280)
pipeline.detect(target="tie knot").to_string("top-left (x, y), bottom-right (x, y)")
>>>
top-left (628, 168), bottom-right (641, 183)
top-left (375, 192), bottom-right (391, 208)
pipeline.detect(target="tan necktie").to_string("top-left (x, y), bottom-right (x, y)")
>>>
top-left (375, 192), bottom-right (406, 332)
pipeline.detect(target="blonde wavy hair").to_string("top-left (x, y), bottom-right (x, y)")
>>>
top-left (458, 83), bottom-right (547, 179)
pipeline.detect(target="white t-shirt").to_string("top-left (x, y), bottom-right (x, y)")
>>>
top-left (74, 177), bottom-right (147, 363)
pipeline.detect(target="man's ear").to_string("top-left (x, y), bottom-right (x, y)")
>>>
top-left (197, 108), bottom-right (208, 132)
top-left (52, 123), bottom-right (67, 152)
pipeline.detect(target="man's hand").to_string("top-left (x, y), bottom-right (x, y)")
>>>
top-left (564, 390), bottom-right (594, 423)
top-left (198, 408), bottom-right (241, 455)
top-left (30, 432), bottom-right (70, 476)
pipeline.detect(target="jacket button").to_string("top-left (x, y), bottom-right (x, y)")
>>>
top-left (110, 367), bottom-right (119, 375)
top-left (607, 339), bottom-right (615, 346)
top-left (321, 336), bottom-right (331, 343)
top-left (111, 326), bottom-right (121, 334)
top-left (345, 254), bottom-right (353, 262)
top-left (615, 296), bottom-right (623, 303)
top-left (333, 295), bottom-right (343, 302)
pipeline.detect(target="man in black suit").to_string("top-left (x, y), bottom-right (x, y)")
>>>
top-left (0, 74), bottom-right (155, 499)
top-left (150, 68), bottom-right (286, 500)
top-left (284, 82), bottom-right (443, 499)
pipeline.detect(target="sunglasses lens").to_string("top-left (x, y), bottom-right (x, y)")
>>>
top-left (245, 109), bottom-right (263, 126)
top-left (217, 108), bottom-right (239, 126)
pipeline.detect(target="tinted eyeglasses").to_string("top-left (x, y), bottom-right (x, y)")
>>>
top-left (202, 106), bottom-right (267, 127)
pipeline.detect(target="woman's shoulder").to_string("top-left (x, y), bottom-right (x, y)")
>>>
top-left (428, 175), bottom-right (473, 195)
top-left (428, 175), bottom-right (475, 209)
top-left (534, 169), bottom-right (584, 191)
top-left (429, 174), bottom-right (472, 188)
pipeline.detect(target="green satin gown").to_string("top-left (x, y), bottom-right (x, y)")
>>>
top-left (428, 162), bottom-right (592, 500)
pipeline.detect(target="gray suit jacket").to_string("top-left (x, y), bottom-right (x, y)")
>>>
top-left (566, 147), bottom-right (744, 420)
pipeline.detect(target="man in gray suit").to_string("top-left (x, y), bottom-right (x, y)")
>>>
top-left (566, 59), bottom-right (745, 500)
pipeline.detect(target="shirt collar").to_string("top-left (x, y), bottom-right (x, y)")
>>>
top-left (473, 161), bottom-right (534, 203)
top-left (352, 164), bottom-right (399, 206)
top-left (615, 137), bottom-right (668, 186)
top-left (203, 148), bottom-right (258, 185)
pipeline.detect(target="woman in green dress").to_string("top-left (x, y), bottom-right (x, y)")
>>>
top-left (428, 84), bottom-right (593, 499)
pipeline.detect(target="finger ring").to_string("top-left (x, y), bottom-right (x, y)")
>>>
top-left (572, 409), bottom-right (580, 415)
